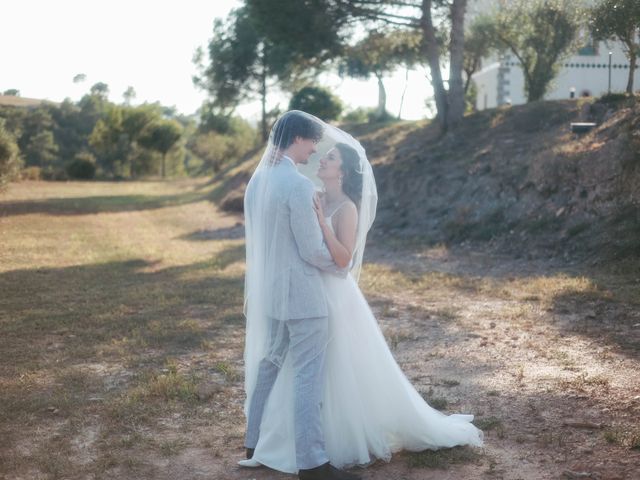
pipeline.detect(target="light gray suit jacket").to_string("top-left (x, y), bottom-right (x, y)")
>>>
top-left (245, 156), bottom-right (345, 320)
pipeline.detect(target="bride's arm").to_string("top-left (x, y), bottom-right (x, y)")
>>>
top-left (313, 196), bottom-right (358, 269)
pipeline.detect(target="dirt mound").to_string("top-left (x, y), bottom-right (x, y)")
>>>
top-left (214, 97), bottom-right (640, 262)
top-left (363, 96), bottom-right (640, 262)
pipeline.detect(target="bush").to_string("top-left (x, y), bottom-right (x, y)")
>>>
top-left (598, 92), bottom-right (636, 105)
top-left (41, 166), bottom-right (68, 181)
top-left (21, 166), bottom-right (41, 180)
top-left (342, 107), bottom-right (371, 123)
top-left (0, 119), bottom-right (22, 188)
top-left (289, 86), bottom-right (343, 121)
top-left (66, 152), bottom-right (97, 179)
top-left (188, 116), bottom-right (258, 174)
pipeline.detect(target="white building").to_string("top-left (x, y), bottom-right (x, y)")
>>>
top-left (469, 0), bottom-right (639, 110)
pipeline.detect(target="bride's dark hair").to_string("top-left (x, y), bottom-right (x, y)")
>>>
top-left (336, 142), bottom-right (363, 207)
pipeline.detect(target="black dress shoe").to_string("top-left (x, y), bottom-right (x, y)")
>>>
top-left (298, 462), bottom-right (361, 480)
top-left (246, 447), bottom-right (254, 459)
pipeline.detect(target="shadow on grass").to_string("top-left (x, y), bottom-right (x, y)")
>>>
top-left (180, 224), bottom-right (245, 242)
top-left (363, 238), bottom-right (640, 361)
top-left (550, 289), bottom-right (640, 360)
top-left (0, 191), bottom-right (208, 217)
top-left (0, 258), bottom-right (244, 377)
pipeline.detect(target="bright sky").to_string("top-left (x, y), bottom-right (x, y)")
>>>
top-left (1, 0), bottom-right (433, 121)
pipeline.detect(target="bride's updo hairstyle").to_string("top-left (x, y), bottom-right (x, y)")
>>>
top-left (336, 142), bottom-right (363, 207)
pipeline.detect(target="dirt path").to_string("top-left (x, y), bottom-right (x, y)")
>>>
top-left (1, 180), bottom-right (638, 480)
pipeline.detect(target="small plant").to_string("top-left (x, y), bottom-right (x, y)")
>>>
top-left (406, 446), bottom-right (482, 469)
top-left (441, 379), bottom-right (461, 387)
top-left (421, 388), bottom-right (448, 410)
top-left (474, 416), bottom-right (503, 431)
top-left (603, 426), bottom-right (640, 449)
top-left (214, 361), bottom-right (239, 383)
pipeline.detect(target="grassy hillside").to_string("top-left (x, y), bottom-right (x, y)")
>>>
top-left (366, 96), bottom-right (640, 263)
top-left (214, 96), bottom-right (640, 265)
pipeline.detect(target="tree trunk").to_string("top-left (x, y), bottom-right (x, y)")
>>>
top-left (161, 152), bottom-right (166, 178)
top-left (260, 44), bottom-right (268, 142)
top-left (626, 44), bottom-right (636, 94)
top-left (464, 58), bottom-right (479, 94)
top-left (527, 69), bottom-right (547, 102)
top-left (375, 72), bottom-right (387, 120)
top-left (421, 0), bottom-right (448, 130)
top-left (398, 66), bottom-right (409, 119)
top-left (448, 0), bottom-right (468, 126)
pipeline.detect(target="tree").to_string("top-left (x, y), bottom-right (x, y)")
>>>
top-left (246, 0), bottom-right (470, 131)
top-left (188, 116), bottom-right (258, 173)
top-left (24, 131), bottom-right (58, 169)
top-left (341, 29), bottom-right (422, 120)
top-left (289, 86), bottom-right (343, 121)
top-left (463, 15), bottom-right (499, 95)
top-left (123, 86), bottom-right (137, 105)
top-left (18, 106), bottom-right (59, 168)
top-left (139, 120), bottom-right (183, 178)
top-left (196, 4), bottom-right (343, 141)
top-left (0, 119), bottom-right (22, 188)
top-left (3, 89), bottom-right (20, 96)
top-left (589, 0), bottom-right (640, 94)
top-left (487, 0), bottom-right (583, 102)
top-left (90, 82), bottom-right (110, 100)
top-left (121, 104), bottom-right (163, 176)
top-left (73, 73), bottom-right (87, 84)
top-left (89, 104), bottom-right (163, 177)
top-left (89, 105), bottom-right (129, 176)
top-left (194, 7), bottom-right (277, 141)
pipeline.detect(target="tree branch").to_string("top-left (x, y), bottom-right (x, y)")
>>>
top-left (346, 0), bottom-right (421, 8)
top-left (340, 3), bottom-right (421, 27)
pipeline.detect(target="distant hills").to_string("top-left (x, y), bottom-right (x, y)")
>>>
top-left (0, 95), bottom-right (59, 108)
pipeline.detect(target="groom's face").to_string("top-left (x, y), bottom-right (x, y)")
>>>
top-left (291, 136), bottom-right (317, 164)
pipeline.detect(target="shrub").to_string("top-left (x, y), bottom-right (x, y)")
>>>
top-left (289, 86), bottom-right (343, 121)
top-left (21, 166), bottom-right (41, 181)
top-left (342, 107), bottom-right (371, 124)
top-left (66, 152), bottom-right (97, 179)
top-left (0, 119), bottom-right (22, 188)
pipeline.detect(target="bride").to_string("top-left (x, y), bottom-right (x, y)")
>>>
top-left (241, 112), bottom-right (483, 474)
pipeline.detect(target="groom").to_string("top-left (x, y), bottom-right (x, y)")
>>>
top-left (243, 111), bottom-right (359, 480)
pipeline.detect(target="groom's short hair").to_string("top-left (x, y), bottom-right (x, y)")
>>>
top-left (271, 111), bottom-right (323, 149)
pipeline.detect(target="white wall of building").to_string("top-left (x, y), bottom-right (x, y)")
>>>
top-left (468, 0), bottom-right (638, 110)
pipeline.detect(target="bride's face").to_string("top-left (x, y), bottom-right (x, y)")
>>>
top-left (317, 147), bottom-right (343, 183)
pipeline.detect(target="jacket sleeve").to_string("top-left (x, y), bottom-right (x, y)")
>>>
top-left (288, 179), bottom-right (348, 277)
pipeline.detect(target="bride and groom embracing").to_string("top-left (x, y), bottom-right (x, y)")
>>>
top-left (241, 110), bottom-right (483, 479)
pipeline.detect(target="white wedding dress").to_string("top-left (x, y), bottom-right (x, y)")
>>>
top-left (243, 214), bottom-right (484, 473)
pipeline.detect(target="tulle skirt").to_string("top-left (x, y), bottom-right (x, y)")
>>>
top-left (250, 273), bottom-right (484, 473)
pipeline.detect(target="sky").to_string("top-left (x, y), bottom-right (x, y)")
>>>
top-left (1, 0), bottom-right (434, 121)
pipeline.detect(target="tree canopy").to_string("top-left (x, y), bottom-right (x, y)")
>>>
top-left (589, 0), bottom-right (640, 94)
top-left (483, 0), bottom-right (583, 103)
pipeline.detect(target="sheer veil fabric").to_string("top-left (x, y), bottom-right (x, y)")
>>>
top-left (243, 110), bottom-right (376, 414)
top-left (243, 111), bottom-right (483, 474)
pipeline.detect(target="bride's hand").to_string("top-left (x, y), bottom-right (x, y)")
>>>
top-left (313, 193), bottom-right (327, 228)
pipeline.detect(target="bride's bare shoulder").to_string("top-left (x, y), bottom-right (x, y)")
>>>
top-left (337, 199), bottom-right (358, 221)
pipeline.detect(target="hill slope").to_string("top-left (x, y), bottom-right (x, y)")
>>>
top-left (367, 97), bottom-right (640, 262)
top-left (214, 96), bottom-right (640, 263)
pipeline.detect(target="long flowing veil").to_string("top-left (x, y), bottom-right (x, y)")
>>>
top-left (242, 110), bottom-right (378, 416)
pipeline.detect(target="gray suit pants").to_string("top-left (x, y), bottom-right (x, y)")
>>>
top-left (245, 316), bottom-right (329, 470)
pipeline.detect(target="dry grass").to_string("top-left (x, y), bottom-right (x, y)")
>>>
top-left (1, 179), bottom-right (639, 479)
top-left (0, 179), bottom-right (246, 479)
